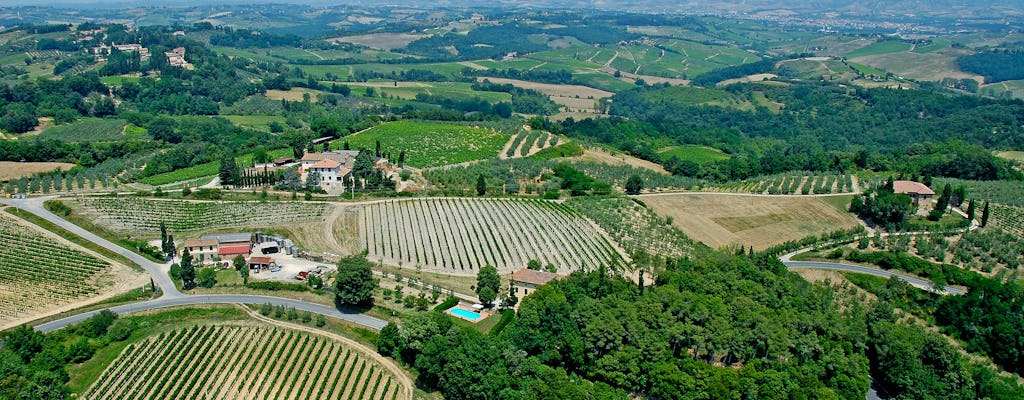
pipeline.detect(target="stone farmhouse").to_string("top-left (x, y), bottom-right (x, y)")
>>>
top-left (509, 268), bottom-right (560, 308)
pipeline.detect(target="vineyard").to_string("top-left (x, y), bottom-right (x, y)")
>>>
top-left (935, 178), bottom-right (1024, 207)
top-left (360, 198), bottom-right (622, 274)
top-left (503, 129), bottom-right (559, 158)
top-left (698, 172), bottom-right (857, 195)
top-left (0, 212), bottom-right (111, 324)
top-left (331, 121), bottom-right (508, 168)
top-left (565, 197), bottom-right (704, 260)
top-left (72, 198), bottom-right (329, 232)
top-left (989, 204), bottom-right (1024, 237)
top-left (83, 324), bottom-right (407, 400)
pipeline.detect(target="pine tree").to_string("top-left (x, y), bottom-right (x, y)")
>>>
top-left (981, 201), bottom-right (990, 227)
top-left (180, 248), bottom-right (195, 290)
top-left (476, 174), bottom-right (487, 196)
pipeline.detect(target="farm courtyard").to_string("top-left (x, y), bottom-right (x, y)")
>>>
top-left (640, 193), bottom-right (860, 250)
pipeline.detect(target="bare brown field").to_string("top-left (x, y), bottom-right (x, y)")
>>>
top-left (328, 33), bottom-right (425, 50)
top-left (474, 77), bottom-right (612, 112)
top-left (573, 148), bottom-right (669, 174)
top-left (640, 193), bottom-right (860, 250)
top-left (0, 161), bottom-right (76, 181)
top-left (717, 73), bottom-right (779, 86)
top-left (851, 48), bottom-right (981, 82)
top-left (265, 88), bottom-right (320, 102)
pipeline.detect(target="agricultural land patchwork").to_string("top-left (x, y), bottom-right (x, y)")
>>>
top-left (332, 121), bottom-right (508, 168)
top-left (70, 198), bottom-right (329, 233)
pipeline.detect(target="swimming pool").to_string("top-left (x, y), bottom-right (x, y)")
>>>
top-left (449, 308), bottom-right (483, 320)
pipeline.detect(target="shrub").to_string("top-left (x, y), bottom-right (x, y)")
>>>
top-left (434, 296), bottom-right (459, 311)
top-left (246, 281), bottom-right (310, 292)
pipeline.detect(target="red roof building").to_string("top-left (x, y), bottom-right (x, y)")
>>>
top-left (218, 245), bottom-right (252, 256)
top-left (893, 180), bottom-right (935, 196)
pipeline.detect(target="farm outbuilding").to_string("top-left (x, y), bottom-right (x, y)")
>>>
top-left (247, 256), bottom-right (275, 270)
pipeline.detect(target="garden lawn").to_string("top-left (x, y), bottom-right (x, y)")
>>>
top-left (332, 121), bottom-right (507, 168)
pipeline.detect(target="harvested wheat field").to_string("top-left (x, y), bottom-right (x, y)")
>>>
top-left (639, 193), bottom-right (859, 250)
top-left (0, 161), bottom-right (76, 181)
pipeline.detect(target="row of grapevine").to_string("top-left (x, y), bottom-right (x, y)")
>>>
top-left (505, 130), bottom-right (556, 158)
top-left (0, 213), bottom-right (110, 322)
top-left (73, 197), bottom-right (329, 232)
top-left (360, 197), bottom-right (621, 274)
top-left (989, 204), bottom-right (1024, 237)
top-left (565, 197), bottom-right (701, 260)
top-left (84, 324), bottom-right (406, 400)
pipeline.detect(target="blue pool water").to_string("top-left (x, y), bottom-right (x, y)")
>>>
top-left (449, 308), bottom-right (482, 320)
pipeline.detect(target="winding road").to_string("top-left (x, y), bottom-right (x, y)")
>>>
top-left (1, 196), bottom-right (388, 332)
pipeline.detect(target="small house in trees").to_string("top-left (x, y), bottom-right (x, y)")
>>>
top-left (893, 180), bottom-right (935, 207)
top-left (510, 268), bottom-right (560, 308)
top-left (181, 238), bottom-right (218, 264)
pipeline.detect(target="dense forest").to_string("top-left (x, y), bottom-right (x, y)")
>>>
top-left (956, 49), bottom-right (1024, 83)
top-left (379, 254), bottom-right (1024, 400)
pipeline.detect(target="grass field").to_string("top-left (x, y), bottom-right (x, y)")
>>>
top-left (980, 80), bottom-right (1024, 99)
top-left (83, 322), bottom-right (408, 400)
top-left (221, 115), bottom-right (288, 132)
top-left (640, 193), bottom-right (861, 250)
top-left (0, 161), bottom-right (76, 181)
top-left (657, 145), bottom-right (731, 163)
top-left (34, 118), bottom-right (131, 142)
top-left (996, 151), bottom-right (1024, 163)
top-left (331, 121), bottom-right (507, 168)
top-left (844, 40), bottom-right (913, 58)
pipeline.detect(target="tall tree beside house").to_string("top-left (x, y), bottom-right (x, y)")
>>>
top-left (476, 265), bottom-right (500, 306)
top-left (334, 255), bottom-right (378, 306)
top-left (397, 150), bottom-right (405, 168)
top-left (476, 174), bottom-right (487, 196)
top-left (981, 201), bottom-right (990, 227)
top-left (233, 254), bottom-right (246, 272)
top-left (375, 140), bottom-right (382, 158)
top-left (929, 184), bottom-right (951, 221)
top-left (159, 221), bottom-right (169, 257)
top-left (180, 248), bottom-right (195, 290)
top-left (165, 234), bottom-right (175, 257)
top-left (219, 154), bottom-right (239, 187)
top-left (966, 200), bottom-right (976, 221)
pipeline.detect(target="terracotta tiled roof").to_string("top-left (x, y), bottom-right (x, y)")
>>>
top-left (182, 238), bottom-right (218, 248)
top-left (309, 159), bottom-right (341, 169)
top-left (247, 256), bottom-right (273, 265)
top-left (511, 268), bottom-right (559, 286)
top-left (218, 245), bottom-right (251, 256)
top-left (893, 180), bottom-right (935, 195)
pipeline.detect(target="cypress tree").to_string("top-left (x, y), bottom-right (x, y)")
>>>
top-left (966, 200), bottom-right (976, 221)
top-left (981, 201), bottom-right (990, 227)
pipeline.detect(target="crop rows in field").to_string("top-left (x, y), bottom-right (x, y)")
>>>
top-left (331, 121), bottom-right (508, 169)
top-left (565, 197), bottom-right (702, 260)
top-left (951, 228), bottom-right (1024, 273)
top-left (84, 324), bottom-right (405, 400)
top-left (0, 213), bottom-right (109, 322)
top-left (361, 198), bottom-right (621, 274)
top-left (935, 178), bottom-right (1024, 208)
top-left (74, 198), bottom-right (328, 232)
top-left (702, 173), bottom-right (855, 195)
top-left (505, 130), bottom-right (558, 158)
top-left (989, 204), bottom-right (1024, 238)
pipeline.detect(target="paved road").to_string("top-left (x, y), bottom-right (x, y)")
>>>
top-left (33, 294), bottom-right (387, 333)
top-left (1, 196), bottom-right (388, 332)
top-left (784, 261), bottom-right (966, 295)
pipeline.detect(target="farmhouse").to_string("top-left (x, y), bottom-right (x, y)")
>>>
top-left (893, 180), bottom-right (935, 206)
top-left (300, 150), bottom-right (359, 192)
top-left (180, 238), bottom-right (218, 264)
top-left (510, 268), bottom-right (560, 308)
top-left (164, 47), bottom-right (193, 69)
